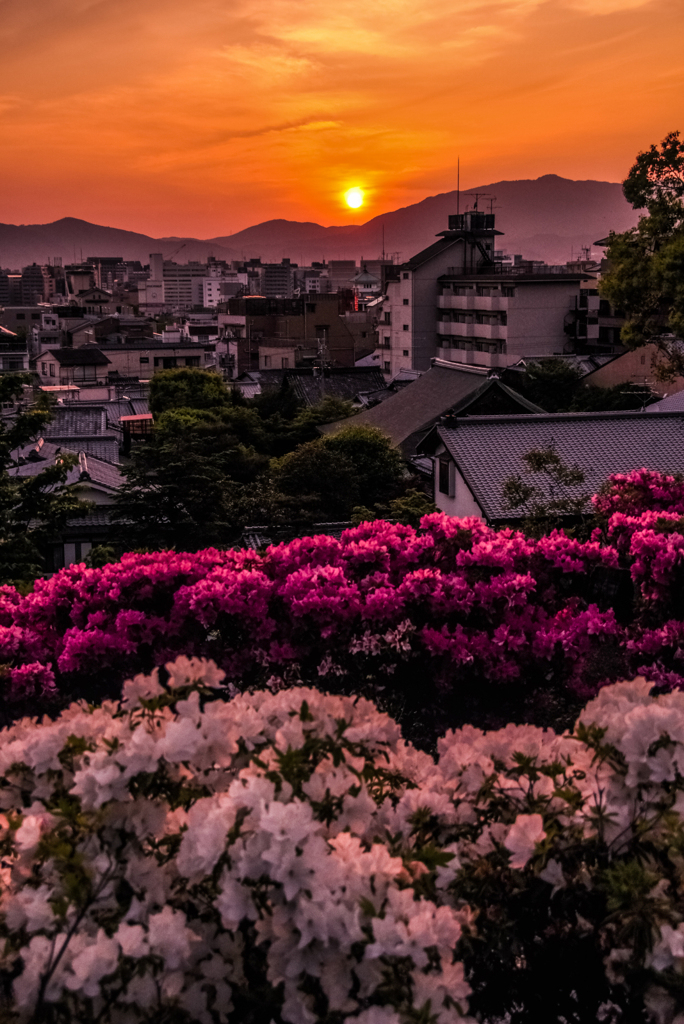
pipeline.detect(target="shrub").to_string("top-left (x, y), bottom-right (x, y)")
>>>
top-left (0, 518), bottom-right (625, 738)
top-left (2, 659), bottom-right (684, 1022)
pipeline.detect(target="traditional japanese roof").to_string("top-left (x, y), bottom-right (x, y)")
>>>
top-left (286, 368), bottom-right (387, 406)
top-left (44, 407), bottom-right (109, 437)
top-left (320, 359), bottom-right (543, 455)
top-left (9, 440), bottom-right (122, 491)
top-left (647, 390), bottom-right (684, 413)
top-left (47, 347), bottom-right (111, 367)
top-left (420, 410), bottom-right (684, 522)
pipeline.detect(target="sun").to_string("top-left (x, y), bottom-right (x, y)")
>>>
top-left (344, 187), bottom-right (364, 209)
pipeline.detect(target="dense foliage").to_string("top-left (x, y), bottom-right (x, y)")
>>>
top-left (600, 130), bottom-right (684, 375)
top-left (3, 468), bottom-right (684, 742)
top-left (117, 369), bottom-right (416, 546)
top-left (0, 375), bottom-right (90, 586)
top-left (2, 658), bottom-right (684, 1023)
top-left (501, 360), bottom-right (654, 414)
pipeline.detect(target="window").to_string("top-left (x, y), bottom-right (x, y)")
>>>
top-left (384, 312), bottom-right (391, 324)
top-left (476, 286), bottom-right (491, 297)
top-left (402, 324), bottom-right (409, 331)
top-left (403, 298), bottom-right (409, 306)
top-left (502, 286), bottom-right (516, 298)
top-left (641, 354), bottom-right (646, 365)
top-left (403, 273), bottom-right (409, 280)
top-left (438, 458), bottom-right (451, 495)
top-left (383, 361), bottom-right (390, 372)
top-left (32, 314), bottom-right (39, 320)
top-left (185, 356), bottom-right (200, 366)
top-left (139, 356), bottom-right (149, 364)
top-left (41, 362), bottom-right (47, 375)
top-left (281, 357), bottom-right (289, 368)
top-left (361, 331), bottom-right (367, 338)
top-left (306, 303), bottom-right (316, 313)
top-left (402, 350), bottom-right (409, 357)
top-left (16, 314), bottom-right (25, 320)
top-left (49, 364), bottom-right (55, 376)
top-left (264, 356), bottom-right (272, 367)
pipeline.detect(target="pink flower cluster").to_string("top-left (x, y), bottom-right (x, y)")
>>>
top-left (593, 467), bottom-right (684, 517)
top-left (0, 467), bottom-right (684, 715)
top-left (0, 516), bottom-right (625, 716)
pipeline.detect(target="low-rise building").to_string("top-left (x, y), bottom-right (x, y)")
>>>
top-left (419, 410), bottom-right (684, 524)
top-left (0, 326), bottom-right (29, 373)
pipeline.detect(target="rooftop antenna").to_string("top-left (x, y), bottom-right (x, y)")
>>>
top-left (382, 224), bottom-right (385, 261)
top-left (457, 156), bottom-right (460, 216)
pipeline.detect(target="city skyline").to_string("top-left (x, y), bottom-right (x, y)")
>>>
top-left (1, 0), bottom-right (682, 237)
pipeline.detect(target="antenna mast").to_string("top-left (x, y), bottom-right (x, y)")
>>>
top-left (457, 156), bottom-right (460, 216)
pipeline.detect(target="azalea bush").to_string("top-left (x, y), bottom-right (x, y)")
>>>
top-left (2, 658), bottom-right (684, 1023)
top-left (3, 469), bottom-right (684, 736)
top-left (0, 515), bottom-right (625, 737)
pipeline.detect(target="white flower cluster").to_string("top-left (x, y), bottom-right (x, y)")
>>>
top-left (0, 658), bottom-right (473, 1024)
top-left (2, 662), bottom-right (684, 1023)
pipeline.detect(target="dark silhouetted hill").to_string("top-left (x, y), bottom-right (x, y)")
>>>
top-left (1, 176), bottom-right (639, 271)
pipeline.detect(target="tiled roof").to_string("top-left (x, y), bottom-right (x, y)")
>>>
top-left (647, 390), bottom-right (684, 413)
top-left (44, 407), bottom-right (108, 436)
top-left (426, 410), bottom-right (684, 521)
top-left (9, 441), bottom-right (122, 488)
top-left (402, 236), bottom-right (462, 270)
top-left (320, 361), bottom-right (541, 455)
top-left (48, 348), bottom-right (111, 366)
top-left (46, 437), bottom-right (121, 463)
top-left (287, 369), bottom-right (387, 406)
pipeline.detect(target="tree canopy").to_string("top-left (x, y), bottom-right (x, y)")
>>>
top-left (600, 130), bottom-right (684, 376)
top-left (0, 375), bottom-right (90, 584)
top-left (502, 360), bottom-right (654, 413)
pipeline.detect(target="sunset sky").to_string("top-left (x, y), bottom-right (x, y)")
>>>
top-left (1, 0), bottom-right (682, 237)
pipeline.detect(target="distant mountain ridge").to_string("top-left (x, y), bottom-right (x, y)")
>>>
top-left (0, 175), bottom-right (639, 271)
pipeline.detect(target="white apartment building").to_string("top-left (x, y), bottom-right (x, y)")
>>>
top-left (379, 211), bottom-right (589, 377)
top-left (202, 272), bottom-right (249, 308)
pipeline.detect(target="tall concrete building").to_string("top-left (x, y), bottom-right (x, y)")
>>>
top-left (379, 211), bottom-right (590, 377)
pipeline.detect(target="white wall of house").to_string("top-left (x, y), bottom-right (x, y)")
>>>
top-left (432, 444), bottom-right (484, 519)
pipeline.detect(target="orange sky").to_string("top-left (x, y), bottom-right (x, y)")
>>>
top-left (1, 0), bottom-right (682, 237)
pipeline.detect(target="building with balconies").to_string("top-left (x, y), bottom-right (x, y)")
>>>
top-left (380, 210), bottom-right (592, 376)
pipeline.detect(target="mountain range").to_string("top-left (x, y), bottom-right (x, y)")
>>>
top-left (0, 175), bottom-right (639, 271)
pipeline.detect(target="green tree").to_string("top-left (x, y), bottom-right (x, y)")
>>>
top-left (600, 130), bottom-right (684, 376)
top-left (570, 381), bottom-right (655, 411)
top-left (351, 488), bottom-right (437, 528)
top-left (149, 367), bottom-right (229, 416)
top-left (503, 360), bottom-right (584, 412)
top-left (0, 375), bottom-right (91, 583)
top-left (113, 415), bottom-right (269, 550)
top-left (271, 425), bottom-right (405, 520)
top-left (502, 445), bottom-right (591, 537)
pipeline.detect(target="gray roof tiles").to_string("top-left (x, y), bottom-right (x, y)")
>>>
top-left (320, 361), bottom-right (542, 454)
top-left (428, 410), bottom-right (684, 521)
top-left (9, 440), bottom-right (122, 489)
top-left (44, 408), bottom-right (109, 437)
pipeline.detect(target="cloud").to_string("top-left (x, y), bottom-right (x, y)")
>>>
top-left (0, 0), bottom-right (678, 235)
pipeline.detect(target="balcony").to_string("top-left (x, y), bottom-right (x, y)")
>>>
top-left (436, 346), bottom-right (506, 368)
top-left (437, 322), bottom-right (506, 341)
top-left (438, 294), bottom-right (509, 312)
